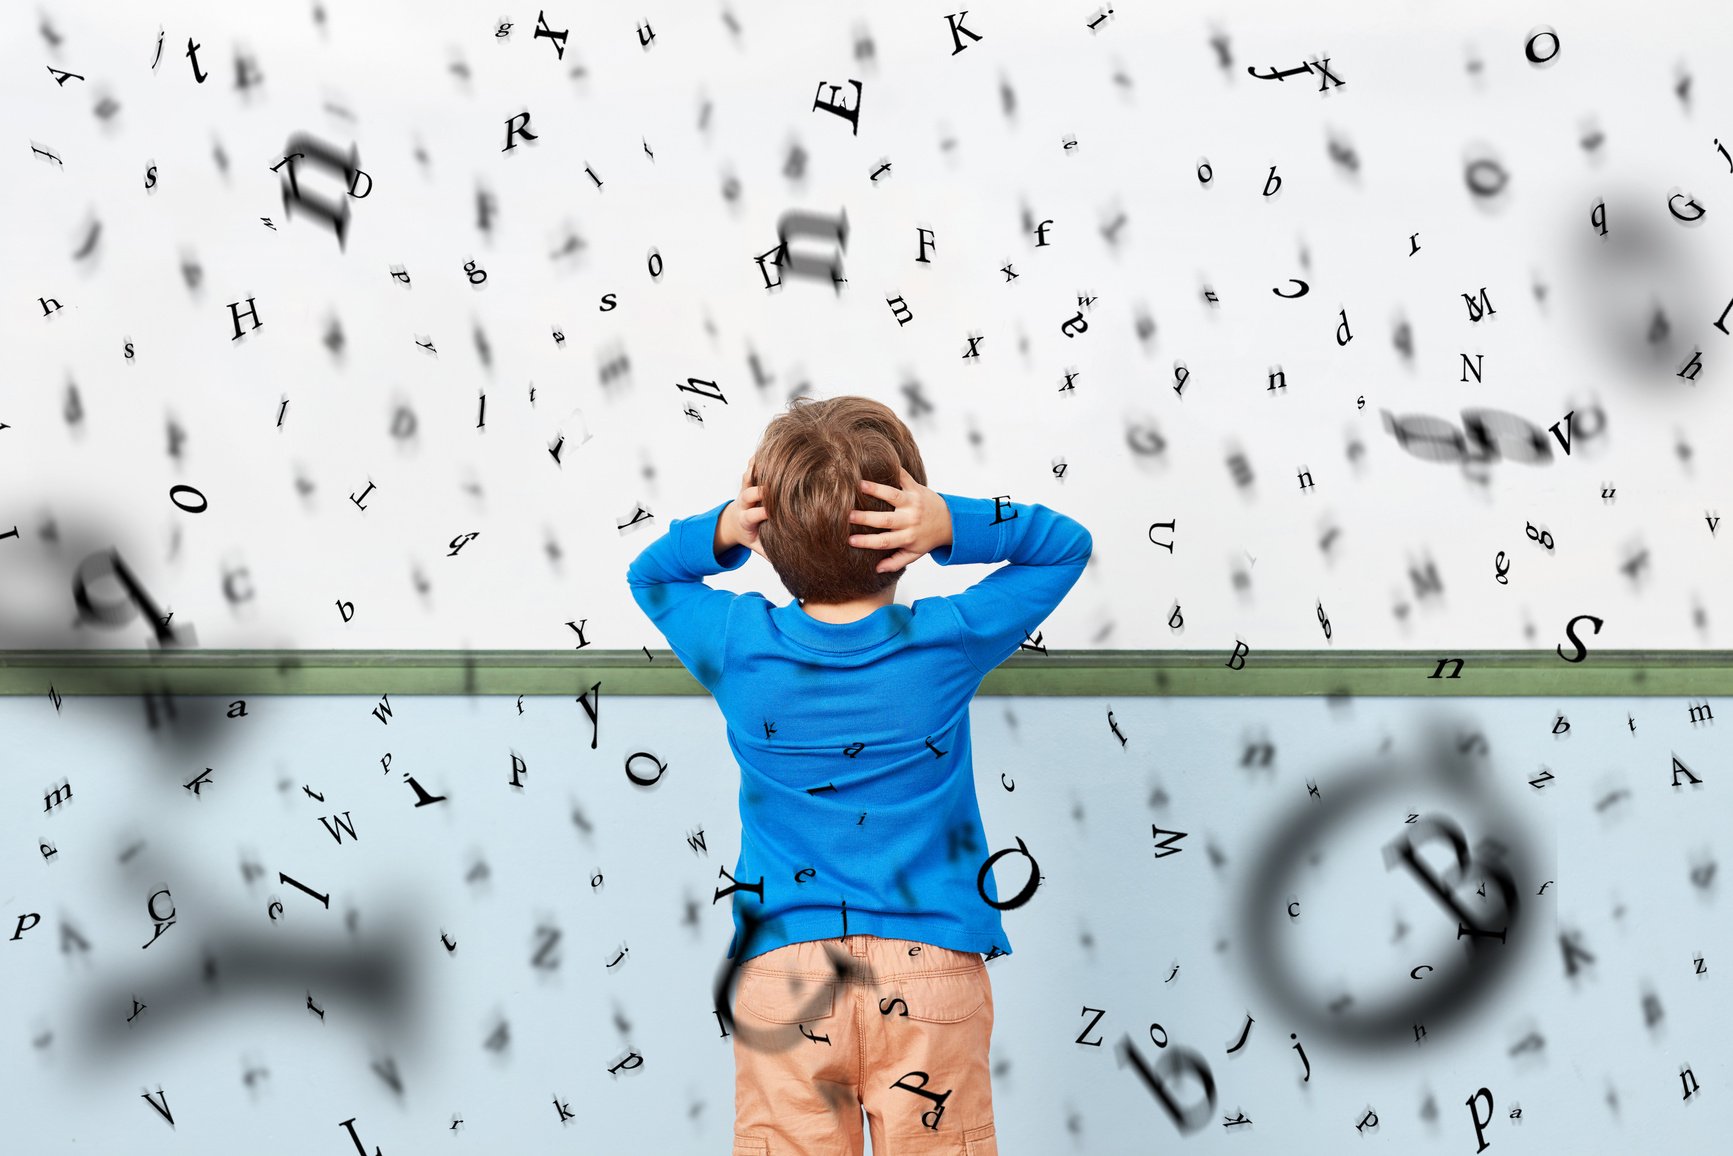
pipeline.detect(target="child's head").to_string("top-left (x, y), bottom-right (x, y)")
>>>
top-left (751, 395), bottom-right (927, 604)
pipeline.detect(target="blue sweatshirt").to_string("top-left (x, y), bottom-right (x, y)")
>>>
top-left (626, 492), bottom-right (1092, 963)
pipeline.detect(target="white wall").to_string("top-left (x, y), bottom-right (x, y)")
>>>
top-left (5, 0), bottom-right (1728, 653)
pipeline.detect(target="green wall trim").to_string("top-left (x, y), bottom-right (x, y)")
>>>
top-left (1, 650), bottom-right (1726, 697)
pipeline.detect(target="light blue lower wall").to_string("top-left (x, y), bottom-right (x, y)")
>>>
top-left (2, 692), bottom-right (1722, 1153)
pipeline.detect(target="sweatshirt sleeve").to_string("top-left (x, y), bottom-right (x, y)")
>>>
top-left (625, 499), bottom-right (752, 690)
top-left (927, 493), bottom-right (1093, 675)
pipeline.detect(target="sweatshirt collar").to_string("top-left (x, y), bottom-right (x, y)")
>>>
top-left (771, 599), bottom-right (912, 653)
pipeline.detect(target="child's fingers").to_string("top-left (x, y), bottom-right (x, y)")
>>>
top-left (850, 529), bottom-right (911, 549)
top-left (858, 478), bottom-right (901, 502)
top-left (847, 519), bottom-right (905, 540)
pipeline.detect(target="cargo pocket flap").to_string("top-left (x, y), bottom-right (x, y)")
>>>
top-left (964, 1122), bottom-right (998, 1155)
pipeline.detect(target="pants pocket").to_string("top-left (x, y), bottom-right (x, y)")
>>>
top-left (964, 1121), bottom-right (998, 1155)
top-left (732, 1133), bottom-right (770, 1155)
top-left (736, 969), bottom-right (838, 1025)
top-left (898, 966), bottom-right (987, 1023)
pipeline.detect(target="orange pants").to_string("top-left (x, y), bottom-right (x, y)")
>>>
top-left (731, 934), bottom-right (998, 1155)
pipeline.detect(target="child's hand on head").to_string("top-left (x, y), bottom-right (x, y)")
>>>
top-left (848, 466), bottom-right (949, 574)
top-left (732, 455), bottom-right (770, 558)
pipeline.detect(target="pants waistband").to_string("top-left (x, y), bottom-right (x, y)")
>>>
top-left (739, 934), bottom-right (982, 980)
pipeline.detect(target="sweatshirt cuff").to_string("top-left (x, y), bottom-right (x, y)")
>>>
top-left (929, 493), bottom-right (1003, 567)
top-left (688, 499), bottom-right (752, 572)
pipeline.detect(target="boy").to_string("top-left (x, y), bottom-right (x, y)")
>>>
top-left (626, 396), bottom-right (1092, 1155)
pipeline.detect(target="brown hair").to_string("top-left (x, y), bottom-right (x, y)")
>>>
top-left (751, 395), bottom-right (927, 604)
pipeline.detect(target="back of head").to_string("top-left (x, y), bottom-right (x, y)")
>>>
top-left (752, 395), bottom-right (927, 604)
